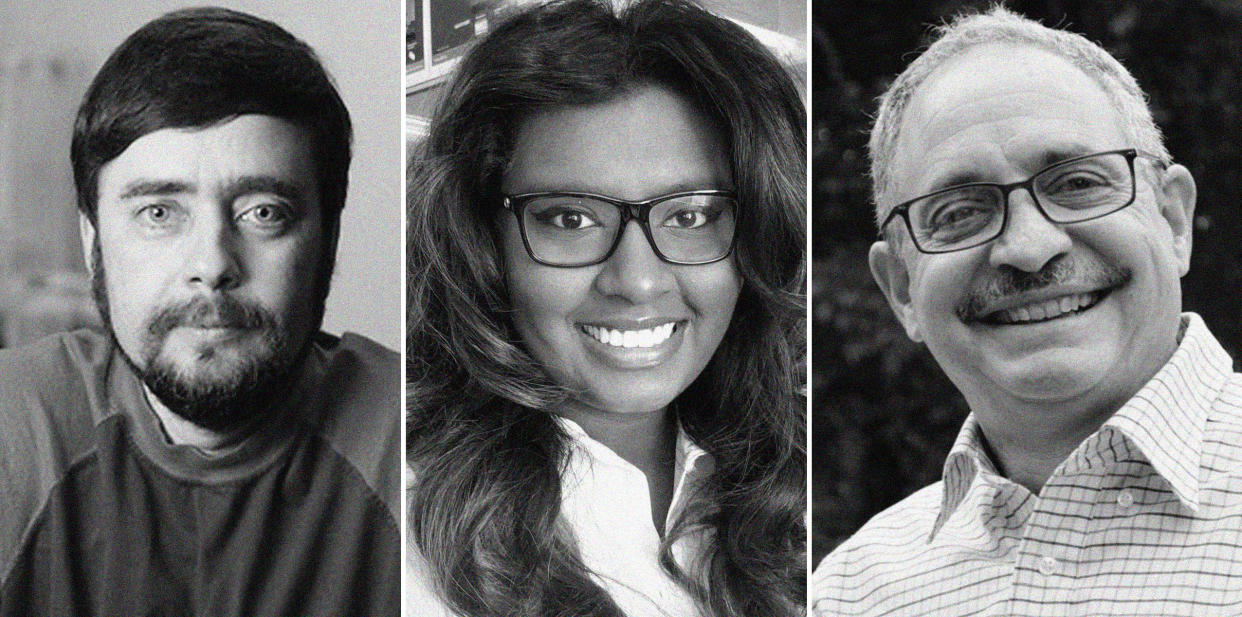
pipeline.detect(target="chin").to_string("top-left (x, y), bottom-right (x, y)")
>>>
top-left (989, 361), bottom-right (1108, 403)
top-left (143, 345), bottom-right (304, 432)
top-left (167, 357), bottom-right (257, 387)
top-left (580, 383), bottom-right (682, 415)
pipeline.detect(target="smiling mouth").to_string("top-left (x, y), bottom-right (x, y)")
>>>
top-left (580, 322), bottom-right (679, 348)
top-left (981, 290), bottom-right (1111, 325)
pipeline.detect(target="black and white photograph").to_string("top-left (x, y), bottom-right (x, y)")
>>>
top-left (0, 2), bottom-right (403, 614)
top-left (405, 1), bottom-right (807, 616)
top-left (814, 2), bottom-right (1242, 615)
top-left (10, 0), bottom-right (1242, 615)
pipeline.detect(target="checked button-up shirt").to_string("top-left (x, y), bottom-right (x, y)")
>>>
top-left (813, 313), bottom-right (1242, 617)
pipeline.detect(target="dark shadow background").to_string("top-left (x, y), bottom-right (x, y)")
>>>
top-left (813, 0), bottom-right (1242, 564)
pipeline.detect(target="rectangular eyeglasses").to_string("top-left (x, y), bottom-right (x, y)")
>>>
top-left (502, 190), bottom-right (738, 267)
top-left (880, 149), bottom-right (1161, 254)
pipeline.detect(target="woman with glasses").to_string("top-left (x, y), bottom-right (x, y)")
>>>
top-left (407, 0), bottom-right (805, 615)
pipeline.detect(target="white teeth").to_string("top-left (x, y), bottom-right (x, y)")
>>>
top-left (581, 323), bottom-right (677, 348)
top-left (994, 292), bottom-right (1100, 324)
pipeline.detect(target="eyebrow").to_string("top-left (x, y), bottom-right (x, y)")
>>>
top-left (925, 145), bottom-right (1101, 193)
top-left (221, 176), bottom-right (308, 204)
top-left (928, 171), bottom-right (988, 193)
top-left (659, 181), bottom-right (734, 195)
top-left (1035, 145), bottom-right (1096, 169)
top-left (116, 176), bottom-right (308, 204)
top-left (511, 180), bottom-right (734, 199)
top-left (117, 180), bottom-right (193, 200)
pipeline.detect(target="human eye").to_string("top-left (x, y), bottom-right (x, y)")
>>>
top-left (235, 197), bottom-right (295, 233)
top-left (1043, 170), bottom-right (1111, 194)
top-left (134, 202), bottom-right (186, 232)
top-left (1037, 157), bottom-right (1128, 208)
top-left (931, 203), bottom-right (989, 229)
top-left (921, 190), bottom-right (996, 240)
top-left (661, 206), bottom-right (720, 230)
top-left (529, 205), bottom-right (602, 230)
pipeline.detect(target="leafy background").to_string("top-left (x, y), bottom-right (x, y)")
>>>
top-left (812, 0), bottom-right (1242, 563)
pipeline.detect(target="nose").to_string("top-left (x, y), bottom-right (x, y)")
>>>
top-left (593, 221), bottom-right (676, 303)
top-left (184, 212), bottom-right (242, 291)
top-left (987, 188), bottom-right (1072, 272)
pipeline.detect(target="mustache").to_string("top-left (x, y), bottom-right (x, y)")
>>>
top-left (146, 295), bottom-right (277, 339)
top-left (956, 255), bottom-right (1131, 321)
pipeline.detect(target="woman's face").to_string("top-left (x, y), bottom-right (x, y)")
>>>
top-left (499, 85), bottom-right (742, 415)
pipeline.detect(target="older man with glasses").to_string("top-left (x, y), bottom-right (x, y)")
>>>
top-left (814, 6), bottom-right (1242, 616)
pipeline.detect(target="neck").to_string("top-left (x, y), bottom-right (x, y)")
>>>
top-left (976, 412), bottom-right (1104, 493)
top-left (557, 402), bottom-right (678, 531)
top-left (972, 372), bottom-right (1177, 494)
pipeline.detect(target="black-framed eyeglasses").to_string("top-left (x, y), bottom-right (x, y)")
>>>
top-left (502, 190), bottom-right (738, 267)
top-left (880, 149), bottom-right (1162, 254)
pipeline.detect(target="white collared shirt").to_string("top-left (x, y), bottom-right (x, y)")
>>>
top-left (813, 313), bottom-right (1242, 616)
top-left (406, 417), bottom-right (714, 617)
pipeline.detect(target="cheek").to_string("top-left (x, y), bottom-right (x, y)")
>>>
top-left (1080, 208), bottom-right (1179, 291)
top-left (681, 261), bottom-right (742, 336)
top-left (244, 228), bottom-right (324, 316)
top-left (501, 225), bottom-right (592, 351)
top-left (909, 255), bottom-right (974, 322)
top-left (507, 264), bottom-right (589, 326)
top-left (285, 237), bottom-right (324, 299)
top-left (95, 238), bottom-right (167, 359)
top-left (99, 238), bottom-right (160, 315)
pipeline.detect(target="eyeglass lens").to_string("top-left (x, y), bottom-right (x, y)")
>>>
top-left (520, 193), bottom-right (736, 265)
top-left (907, 151), bottom-right (1135, 252)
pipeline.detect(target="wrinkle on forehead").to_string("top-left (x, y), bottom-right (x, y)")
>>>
top-left (890, 43), bottom-right (1130, 198)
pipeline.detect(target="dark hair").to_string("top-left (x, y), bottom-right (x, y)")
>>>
top-left (71, 7), bottom-right (352, 312)
top-left (408, 1), bottom-right (806, 615)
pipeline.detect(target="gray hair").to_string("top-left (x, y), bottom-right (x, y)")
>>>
top-left (870, 5), bottom-right (1170, 227)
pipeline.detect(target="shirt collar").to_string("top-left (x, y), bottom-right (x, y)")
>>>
top-left (555, 415), bottom-right (714, 536)
top-left (1096, 313), bottom-right (1231, 511)
top-left (674, 423), bottom-right (713, 480)
top-left (932, 413), bottom-right (992, 539)
top-left (932, 313), bottom-right (1231, 538)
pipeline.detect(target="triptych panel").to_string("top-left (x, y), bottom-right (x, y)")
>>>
top-left (1, 2), bottom-right (1239, 615)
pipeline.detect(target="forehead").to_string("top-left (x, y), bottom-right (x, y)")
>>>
top-left (501, 85), bottom-right (731, 200)
top-left (889, 43), bottom-right (1128, 201)
top-left (96, 115), bottom-right (317, 203)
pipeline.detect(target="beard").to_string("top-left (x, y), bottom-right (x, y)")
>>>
top-left (91, 241), bottom-right (321, 433)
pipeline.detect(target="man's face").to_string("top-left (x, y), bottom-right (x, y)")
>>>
top-left (870, 44), bottom-right (1195, 417)
top-left (85, 114), bottom-right (325, 430)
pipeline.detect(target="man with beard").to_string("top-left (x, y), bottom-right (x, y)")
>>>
top-left (814, 7), bottom-right (1242, 617)
top-left (0, 8), bottom-right (399, 616)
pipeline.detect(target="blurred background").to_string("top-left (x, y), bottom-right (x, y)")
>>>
top-left (813, 0), bottom-right (1242, 563)
top-left (0, 0), bottom-right (402, 351)
top-left (405, 0), bottom-right (806, 130)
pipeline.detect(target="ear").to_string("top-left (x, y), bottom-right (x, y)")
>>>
top-left (78, 212), bottom-right (97, 275)
top-left (869, 239), bottom-right (923, 343)
top-left (1157, 163), bottom-right (1196, 276)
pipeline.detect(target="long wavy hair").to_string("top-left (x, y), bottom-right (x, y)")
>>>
top-left (408, 1), bottom-right (806, 615)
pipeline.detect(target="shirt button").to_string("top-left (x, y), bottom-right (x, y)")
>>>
top-left (1039, 555), bottom-right (1060, 576)
top-left (1117, 489), bottom-right (1135, 508)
